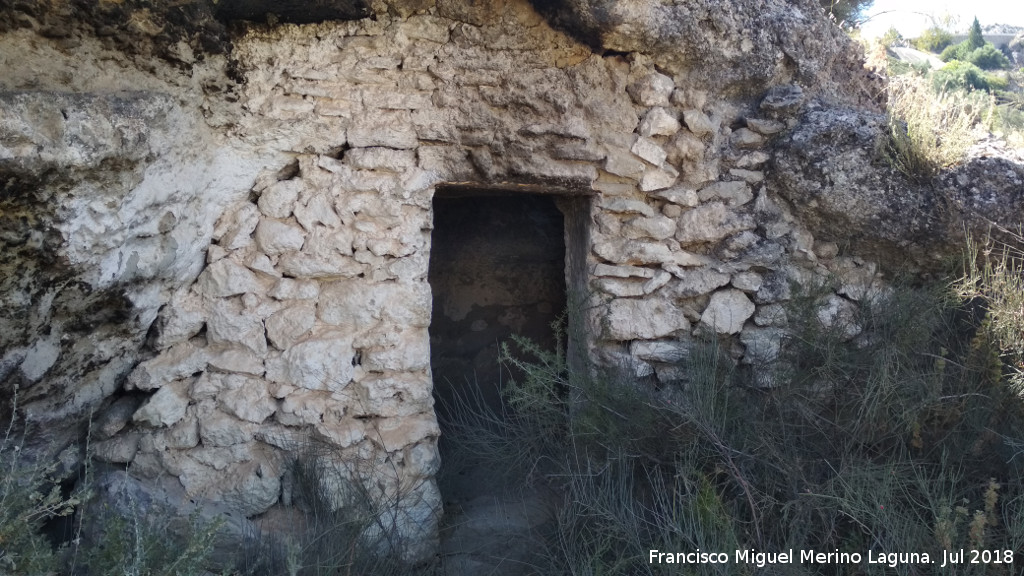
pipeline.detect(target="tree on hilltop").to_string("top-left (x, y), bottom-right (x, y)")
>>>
top-left (967, 17), bottom-right (985, 49)
top-left (820, 0), bottom-right (875, 28)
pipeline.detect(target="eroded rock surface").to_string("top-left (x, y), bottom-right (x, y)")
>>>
top-left (0, 90), bottom-right (260, 458)
top-left (772, 108), bottom-right (1024, 271)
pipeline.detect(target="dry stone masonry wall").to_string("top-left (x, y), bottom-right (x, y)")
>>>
top-left (1, 0), bottom-right (926, 563)
top-left (100, 3), bottom-right (889, 558)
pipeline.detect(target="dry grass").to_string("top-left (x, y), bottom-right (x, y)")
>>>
top-left (957, 231), bottom-right (1024, 391)
top-left (884, 75), bottom-right (986, 181)
top-left (444, 274), bottom-right (1024, 575)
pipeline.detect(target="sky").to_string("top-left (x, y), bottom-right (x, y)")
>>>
top-left (860, 0), bottom-right (1024, 38)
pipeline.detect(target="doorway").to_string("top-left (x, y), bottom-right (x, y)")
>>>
top-left (428, 191), bottom-right (567, 420)
top-left (427, 187), bottom-right (591, 573)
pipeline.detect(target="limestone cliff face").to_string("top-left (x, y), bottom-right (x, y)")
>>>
top-left (771, 108), bottom-right (1024, 272)
top-left (0, 0), bottom-right (1019, 563)
top-left (527, 0), bottom-right (881, 103)
top-left (0, 89), bottom-right (263, 451)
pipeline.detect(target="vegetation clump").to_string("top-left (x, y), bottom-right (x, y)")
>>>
top-left (913, 26), bottom-right (954, 53)
top-left (933, 60), bottom-right (998, 92)
top-left (941, 43), bottom-right (1011, 71)
top-left (0, 413), bottom-right (224, 576)
top-left (445, 251), bottom-right (1024, 574)
top-left (965, 44), bottom-right (1012, 71)
top-left (235, 438), bottom-right (434, 576)
top-left (0, 412), bottom-right (81, 575)
top-left (910, 17), bottom-right (1013, 86)
top-left (880, 14), bottom-right (1023, 175)
top-left (818, 0), bottom-right (875, 28)
top-left (78, 503), bottom-right (222, 576)
top-left (0, 407), bottom-right (430, 575)
top-left (883, 76), bottom-right (981, 181)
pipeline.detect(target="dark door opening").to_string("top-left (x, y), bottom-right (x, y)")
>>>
top-left (427, 188), bottom-right (590, 573)
top-left (428, 192), bottom-right (567, 422)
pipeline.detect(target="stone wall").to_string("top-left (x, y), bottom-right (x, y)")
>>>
top-left (90, 4), bottom-right (892, 559)
top-left (0, 0), bottom-right (913, 564)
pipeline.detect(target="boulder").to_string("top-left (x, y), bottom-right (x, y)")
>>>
top-left (697, 181), bottom-right (753, 207)
top-left (254, 219), bottom-right (306, 256)
top-left (133, 380), bottom-right (191, 428)
top-left (772, 108), bottom-right (1024, 270)
top-left (675, 202), bottom-right (755, 244)
top-left (604, 298), bottom-right (691, 340)
top-left (700, 289), bottom-right (756, 335)
top-left (265, 303), bottom-right (317, 350)
top-left (258, 180), bottom-right (303, 219)
top-left (266, 334), bottom-right (356, 392)
top-left (197, 259), bottom-right (265, 298)
top-left (639, 107), bottom-right (681, 137)
top-left (626, 72), bottom-right (675, 106)
top-left (682, 109), bottom-right (717, 137)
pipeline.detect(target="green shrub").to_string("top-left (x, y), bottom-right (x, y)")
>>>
top-left (0, 394), bottom-right (83, 575)
top-left (0, 398), bottom-right (224, 576)
top-left (940, 41), bottom-right (971, 63)
top-left (957, 233), bottom-right (1024, 391)
top-left (986, 73), bottom-right (1009, 91)
top-left (80, 505), bottom-right (222, 576)
top-left (914, 26), bottom-right (954, 53)
top-left (988, 92), bottom-right (1024, 145)
top-left (939, 40), bottom-right (1009, 71)
top-left (0, 454), bottom-right (73, 575)
top-left (968, 44), bottom-right (1011, 70)
top-left (933, 60), bottom-right (992, 91)
top-left (880, 26), bottom-right (902, 48)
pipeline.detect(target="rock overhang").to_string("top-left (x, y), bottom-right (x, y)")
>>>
top-left (1, 0), bottom-right (880, 106)
top-left (214, 0), bottom-right (372, 24)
